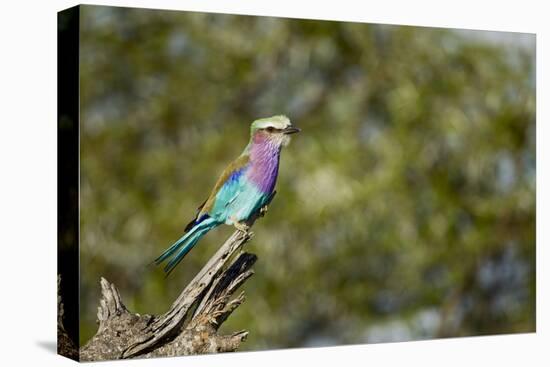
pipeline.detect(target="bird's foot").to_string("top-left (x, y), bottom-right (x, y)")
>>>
top-left (234, 221), bottom-right (251, 234)
top-left (259, 205), bottom-right (269, 217)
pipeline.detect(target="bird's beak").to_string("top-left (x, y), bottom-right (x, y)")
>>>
top-left (283, 126), bottom-right (301, 135)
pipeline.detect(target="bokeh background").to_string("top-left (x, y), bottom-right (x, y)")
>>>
top-left (78, 5), bottom-right (535, 349)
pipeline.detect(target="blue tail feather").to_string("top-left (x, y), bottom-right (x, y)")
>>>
top-left (153, 222), bottom-right (202, 265)
top-left (154, 216), bottom-right (219, 275)
top-left (163, 225), bottom-right (212, 275)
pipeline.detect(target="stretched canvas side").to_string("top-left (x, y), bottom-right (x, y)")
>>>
top-left (57, 5), bottom-right (80, 361)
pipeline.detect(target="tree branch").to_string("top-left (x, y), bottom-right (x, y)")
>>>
top-left (57, 275), bottom-right (78, 360)
top-left (57, 230), bottom-right (254, 361)
top-left (58, 193), bottom-right (277, 361)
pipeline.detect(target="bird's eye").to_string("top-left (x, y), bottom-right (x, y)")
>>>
top-left (266, 127), bottom-right (275, 132)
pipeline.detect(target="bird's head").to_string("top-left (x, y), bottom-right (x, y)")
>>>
top-left (250, 115), bottom-right (301, 147)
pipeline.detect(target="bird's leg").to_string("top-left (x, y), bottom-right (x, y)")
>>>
top-left (259, 205), bottom-right (268, 217)
top-left (234, 221), bottom-right (251, 234)
top-left (259, 190), bottom-right (277, 217)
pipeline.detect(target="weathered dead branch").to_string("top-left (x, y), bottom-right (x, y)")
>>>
top-left (57, 231), bottom-right (255, 361)
top-left (58, 193), bottom-right (277, 361)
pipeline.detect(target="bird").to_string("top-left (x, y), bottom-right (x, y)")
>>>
top-left (154, 115), bottom-right (301, 275)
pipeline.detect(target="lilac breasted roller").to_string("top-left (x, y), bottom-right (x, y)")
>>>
top-left (154, 115), bottom-right (300, 274)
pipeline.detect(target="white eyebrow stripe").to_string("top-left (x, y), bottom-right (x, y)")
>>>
top-left (254, 118), bottom-right (291, 130)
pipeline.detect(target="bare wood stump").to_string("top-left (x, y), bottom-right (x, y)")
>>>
top-left (58, 192), bottom-right (276, 361)
top-left (58, 275), bottom-right (78, 359)
top-left (57, 230), bottom-right (256, 361)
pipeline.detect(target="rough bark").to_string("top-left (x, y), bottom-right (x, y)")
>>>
top-left (58, 193), bottom-right (275, 361)
top-left (58, 275), bottom-right (79, 360)
top-left (57, 231), bottom-right (255, 361)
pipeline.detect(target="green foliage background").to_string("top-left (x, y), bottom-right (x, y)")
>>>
top-left (79, 5), bottom-right (535, 349)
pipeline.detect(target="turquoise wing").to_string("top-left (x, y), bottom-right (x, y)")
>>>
top-left (228, 179), bottom-right (269, 223)
top-left (211, 165), bottom-right (269, 224)
top-left (210, 167), bottom-right (247, 221)
top-left (197, 154), bottom-right (250, 222)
